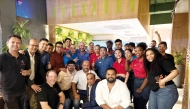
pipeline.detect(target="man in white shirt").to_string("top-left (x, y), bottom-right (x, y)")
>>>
top-left (57, 60), bottom-right (77, 109)
top-left (96, 67), bottom-right (130, 109)
top-left (72, 60), bottom-right (100, 109)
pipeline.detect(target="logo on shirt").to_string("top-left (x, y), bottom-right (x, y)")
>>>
top-left (21, 60), bottom-right (25, 65)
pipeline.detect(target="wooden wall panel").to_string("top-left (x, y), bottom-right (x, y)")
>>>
top-left (171, 13), bottom-right (188, 52)
top-left (46, 0), bottom-right (139, 24)
top-left (182, 2), bottom-right (190, 109)
top-left (137, 0), bottom-right (150, 34)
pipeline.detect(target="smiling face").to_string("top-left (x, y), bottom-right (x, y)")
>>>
top-left (158, 44), bottom-right (167, 54)
top-left (135, 46), bottom-right (144, 58)
top-left (106, 69), bottom-right (116, 83)
top-left (146, 50), bottom-right (155, 62)
top-left (46, 70), bottom-right (57, 87)
top-left (114, 49), bottom-right (122, 59)
top-left (87, 73), bottom-right (96, 86)
top-left (7, 37), bottom-right (22, 52)
top-left (94, 46), bottom-right (100, 54)
top-left (125, 49), bottom-right (132, 60)
top-left (28, 39), bottom-right (38, 54)
top-left (39, 40), bottom-right (48, 51)
top-left (115, 42), bottom-right (122, 49)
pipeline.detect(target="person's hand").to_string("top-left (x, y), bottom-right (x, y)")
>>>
top-left (60, 68), bottom-right (66, 72)
top-left (155, 31), bottom-right (159, 35)
top-left (58, 104), bottom-right (64, 109)
top-left (20, 69), bottom-right (31, 76)
top-left (48, 62), bottom-right (51, 69)
top-left (156, 75), bottom-right (165, 88)
top-left (31, 84), bottom-right (41, 93)
top-left (136, 88), bottom-right (142, 93)
top-left (19, 50), bottom-right (25, 55)
top-left (74, 94), bottom-right (80, 100)
top-left (92, 62), bottom-right (95, 68)
top-left (66, 53), bottom-right (71, 58)
top-left (73, 58), bottom-right (79, 63)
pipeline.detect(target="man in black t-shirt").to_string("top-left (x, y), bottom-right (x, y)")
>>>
top-left (158, 41), bottom-right (175, 66)
top-left (37, 70), bottom-right (65, 109)
top-left (0, 35), bottom-right (31, 109)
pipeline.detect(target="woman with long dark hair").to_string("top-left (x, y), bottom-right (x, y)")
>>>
top-left (144, 48), bottom-right (179, 109)
top-left (126, 42), bottom-right (150, 109)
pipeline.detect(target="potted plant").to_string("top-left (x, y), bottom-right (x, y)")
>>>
top-left (1, 20), bottom-right (31, 52)
top-left (172, 48), bottom-right (186, 87)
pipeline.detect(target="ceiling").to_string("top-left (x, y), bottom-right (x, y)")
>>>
top-left (58, 18), bottom-right (148, 38)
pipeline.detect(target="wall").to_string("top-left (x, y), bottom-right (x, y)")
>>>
top-left (0, 0), bottom-right (16, 52)
top-left (16, 0), bottom-right (47, 41)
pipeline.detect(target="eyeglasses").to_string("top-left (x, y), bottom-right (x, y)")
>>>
top-left (29, 44), bottom-right (38, 47)
top-left (56, 46), bottom-right (63, 49)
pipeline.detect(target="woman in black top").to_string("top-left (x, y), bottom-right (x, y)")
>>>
top-left (144, 48), bottom-right (179, 109)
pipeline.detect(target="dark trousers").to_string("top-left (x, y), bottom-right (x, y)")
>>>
top-left (133, 96), bottom-right (148, 109)
top-left (2, 91), bottom-right (25, 109)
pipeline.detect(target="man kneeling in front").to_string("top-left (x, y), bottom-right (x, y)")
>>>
top-left (37, 70), bottom-right (65, 109)
top-left (95, 67), bottom-right (130, 109)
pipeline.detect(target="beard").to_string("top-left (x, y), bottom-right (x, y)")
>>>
top-left (107, 77), bottom-right (116, 83)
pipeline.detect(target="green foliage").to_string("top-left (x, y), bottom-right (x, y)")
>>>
top-left (1, 20), bottom-right (31, 53)
top-left (172, 48), bottom-right (186, 65)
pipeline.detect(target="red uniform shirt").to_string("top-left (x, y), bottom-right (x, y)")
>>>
top-left (113, 58), bottom-right (126, 75)
top-left (131, 58), bottom-right (147, 78)
top-left (50, 51), bottom-right (65, 73)
top-left (90, 53), bottom-right (100, 66)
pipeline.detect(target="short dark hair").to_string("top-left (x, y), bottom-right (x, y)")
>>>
top-left (128, 42), bottom-right (135, 48)
top-left (65, 38), bottom-right (71, 42)
top-left (137, 42), bottom-right (147, 50)
top-left (89, 42), bottom-right (94, 45)
top-left (48, 43), bottom-right (54, 47)
top-left (100, 46), bottom-right (107, 51)
top-left (86, 73), bottom-right (95, 79)
top-left (39, 38), bottom-right (49, 43)
top-left (55, 41), bottom-right (63, 47)
top-left (106, 67), bottom-right (117, 74)
top-left (124, 43), bottom-right (129, 46)
top-left (7, 35), bottom-right (22, 43)
top-left (159, 41), bottom-right (167, 47)
top-left (115, 39), bottom-right (122, 44)
top-left (106, 40), bottom-right (113, 45)
top-left (125, 49), bottom-right (132, 54)
top-left (151, 40), bottom-right (156, 43)
top-left (67, 60), bottom-right (76, 65)
top-left (95, 44), bottom-right (100, 48)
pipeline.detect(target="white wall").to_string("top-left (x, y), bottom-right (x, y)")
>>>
top-left (149, 24), bottom-right (173, 53)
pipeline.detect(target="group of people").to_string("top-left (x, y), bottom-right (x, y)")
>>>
top-left (0, 31), bottom-right (179, 109)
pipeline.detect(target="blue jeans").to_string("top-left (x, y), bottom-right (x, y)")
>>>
top-left (64, 98), bottom-right (71, 109)
top-left (148, 84), bottom-right (179, 109)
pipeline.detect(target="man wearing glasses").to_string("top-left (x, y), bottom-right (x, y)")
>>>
top-left (50, 41), bottom-right (66, 73)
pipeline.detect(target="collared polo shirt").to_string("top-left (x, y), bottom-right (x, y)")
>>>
top-left (0, 52), bottom-right (29, 94)
top-left (113, 58), bottom-right (126, 75)
top-left (77, 51), bottom-right (90, 68)
top-left (72, 70), bottom-right (100, 90)
top-left (94, 56), bottom-right (114, 79)
top-left (95, 79), bottom-right (130, 108)
top-left (90, 53), bottom-right (100, 66)
top-left (50, 51), bottom-right (65, 73)
top-left (57, 69), bottom-right (77, 90)
top-left (37, 83), bottom-right (61, 109)
top-left (131, 58), bottom-right (147, 78)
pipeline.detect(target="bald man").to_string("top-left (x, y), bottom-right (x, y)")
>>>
top-left (72, 60), bottom-right (100, 109)
top-left (25, 38), bottom-right (46, 109)
top-left (77, 42), bottom-right (90, 69)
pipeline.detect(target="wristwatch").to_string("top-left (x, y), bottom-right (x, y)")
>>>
top-left (60, 103), bottom-right (64, 105)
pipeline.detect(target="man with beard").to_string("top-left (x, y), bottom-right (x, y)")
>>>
top-left (72, 61), bottom-right (100, 109)
top-left (95, 67), bottom-right (130, 109)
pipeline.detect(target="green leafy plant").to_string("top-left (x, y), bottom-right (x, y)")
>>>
top-left (172, 48), bottom-right (186, 65)
top-left (1, 20), bottom-right (31, 52)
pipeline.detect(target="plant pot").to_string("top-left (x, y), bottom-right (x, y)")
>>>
top-left (173, 65), bottom-right (185, 88)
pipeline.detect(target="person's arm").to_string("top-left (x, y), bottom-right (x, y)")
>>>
top-left (124, 72), bottom-right (130, 84)
top-left (155, 31), bottom-right (162, 44)
top-left (125, 60), bottom-right (132, 72)
top-left (71, 82), bottom-right (80, 100)
top-left (100, 104), bottom-right (112, 109)
top-left (158, 69), bottom-right (178, 88)
top-left (119, 83), bottom-right (130, 108)
top-left (136, 77), bottom-right (148, 93)
top-left (39, 102), bottom-right (52, 109)
top-left (57, 92), bottom-right (65, 109)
